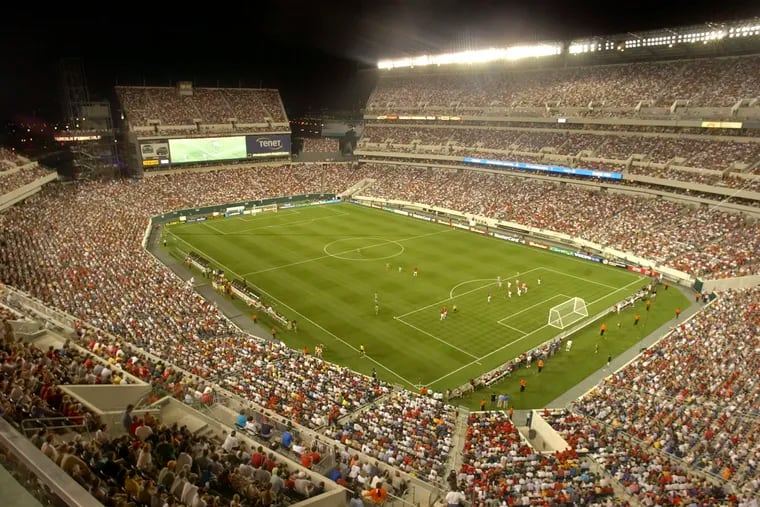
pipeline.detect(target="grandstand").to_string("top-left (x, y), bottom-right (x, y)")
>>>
top-left (0, 149), bottom-right (58, 211)
top-left (115, 82), bottom-right (292, 174)
top-left (2, 16), bottom-right (760, 507)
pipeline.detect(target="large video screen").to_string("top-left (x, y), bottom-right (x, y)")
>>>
top-left (168, 136), bottom-right (247, 164)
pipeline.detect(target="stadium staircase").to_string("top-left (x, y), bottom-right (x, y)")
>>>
top-left (443, 408), bottom-right (471, 477)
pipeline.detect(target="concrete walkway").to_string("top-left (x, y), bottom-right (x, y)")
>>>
top-left (546, 285), bottom-right (702, 408)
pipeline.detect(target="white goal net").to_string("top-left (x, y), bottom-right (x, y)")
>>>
top-left (548, 297), bottom-right (589, 329)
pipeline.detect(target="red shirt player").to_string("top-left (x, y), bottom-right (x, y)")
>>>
top-left (413, 267), bottom-right (418, 277)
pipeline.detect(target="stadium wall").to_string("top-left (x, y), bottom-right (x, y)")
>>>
top-left (529, 410), bottom-right (571, 453)
top-left (701, 274), bottom-right (760, 292)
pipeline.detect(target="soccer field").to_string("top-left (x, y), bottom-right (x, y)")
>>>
top-left (165, 202), bottom-right (653, 394)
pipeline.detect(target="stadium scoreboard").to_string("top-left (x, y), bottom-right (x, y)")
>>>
top-left (139, 133), bottom-right (290, 167)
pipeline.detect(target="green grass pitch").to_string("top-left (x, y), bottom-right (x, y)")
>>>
top-left (164, 202), bottom-right (690, 409)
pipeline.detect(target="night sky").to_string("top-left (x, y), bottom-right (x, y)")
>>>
top-left (1, 0), bottom-right (757, 123)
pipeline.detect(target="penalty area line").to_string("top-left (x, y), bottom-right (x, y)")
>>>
top-left (393, 316), bottom-right (481, 361)
top-left (427, 275), bottom-right (648, 388)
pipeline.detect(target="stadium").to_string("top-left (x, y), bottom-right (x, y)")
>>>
top-left (1, 12), bottom-right (759, 507)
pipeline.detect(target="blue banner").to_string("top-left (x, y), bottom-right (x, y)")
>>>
top-left (463, 157), bottom-right (623, 180)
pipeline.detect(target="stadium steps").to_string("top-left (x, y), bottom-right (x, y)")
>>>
top-left (443, 408), bottom-right (471, 476)
top-left (158, 400), bottom-right (211, 437)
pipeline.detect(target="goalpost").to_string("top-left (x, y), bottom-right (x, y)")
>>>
top-left (548, 297), bottom-right (589, 329)
top-left (250, 203), bottom-right (278, 215)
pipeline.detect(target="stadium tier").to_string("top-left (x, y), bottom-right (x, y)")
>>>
top-left (367, 54), bottom-right (760, 113)
top-left (2, 163), bottom-right (759, 505)
top-left (115, 85), bottom-right (289, 133)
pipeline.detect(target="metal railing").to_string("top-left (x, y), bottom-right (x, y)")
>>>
top-left (20, 416), bottom-right (91, 441)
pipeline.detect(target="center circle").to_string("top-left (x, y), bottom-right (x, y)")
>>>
top-left (323, 237), bottom-right (405, 261)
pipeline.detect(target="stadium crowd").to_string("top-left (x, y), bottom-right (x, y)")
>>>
top-left (0, 315), bottom-right (332, 507)
top-left (459, 411), bottom-right (622, 506)
top-left (1, 161), bottom-right (759, 505)
top-left (0, 164), bottom-right (53, 196)
top-left (457, 288), bottom-right (760, 505)
top-left (115, 87), bottom-right (287, 128)
top-left (368, 54), bottom-right (760, 111)
top-left (331, 390), bottom-right (456, 481)
top-left (572, 288), bottom-right (760, 494)
top-left (0, 148), bottom-right (30, 171)
top-left (540, 409), bottom-right (750, 505)
top-left (359, 164), bottom-right (760, 277)
top-left (360, 125), bottom-right (760, 175)
top-left (301, 138), bottom-right (339, 153)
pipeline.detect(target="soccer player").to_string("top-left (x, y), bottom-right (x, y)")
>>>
top-left (537, 276), bottom-right (542, 286)
top-left (565, 339), bottom-right (573, 352)
top-left (413, 267), bottom-right (418, 277)
top-left (375, 304), bottom-right (379, 316)
top-left (359, 344), bottom-right (366, 357)
top-left (600, 323), bottom-right (607, 336)
top-left (634, 314), bottom-right (640, 325)
top-left (398, 265), bottom-right (402, 273)
top-left (507, 289), bottom-right (512, 299)
top-left (487, 293), bottom-right (492, 303)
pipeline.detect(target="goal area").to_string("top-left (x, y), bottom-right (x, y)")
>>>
top-left (548, 297), bottom-right (589, 329)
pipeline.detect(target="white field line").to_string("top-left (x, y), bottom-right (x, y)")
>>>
top-left (393, 317), bottom-right (481, 360)
top-left (239, 209), bottom-right (302, 221)
top-left (234, 211), bottom-right (350, 234)
top-left (200, 221), bottom-right (227, 235)
top-left (495, 293), bottom-right (570, 334)
top-left (398, 267), bottom-right (543, 320)
top-left (496, 293), bottom-right (570, 324)
top-left (426, 275), bottom-right (646, 387)
top-left (166, 228), bottom-right (421, 389)
top-left (448, 266), bottom-right (542, 299)
top-left (497, 323), bottom-right (529, 336)
top-left (242, 229), bottom-right (451, 276)
top-left (541, 266), bottom-right (619, 290)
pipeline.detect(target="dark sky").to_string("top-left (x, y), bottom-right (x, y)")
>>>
top-left (1, 0), bottom-right (758, 122)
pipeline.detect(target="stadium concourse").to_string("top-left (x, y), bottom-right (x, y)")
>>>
top-left (0, 160), bottom-right (759, 505)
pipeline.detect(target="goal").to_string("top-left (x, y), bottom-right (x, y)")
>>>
top-left (548, 297), bottom-right (589, 329)
top-left (250, 203), bottom-right (278, 215)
